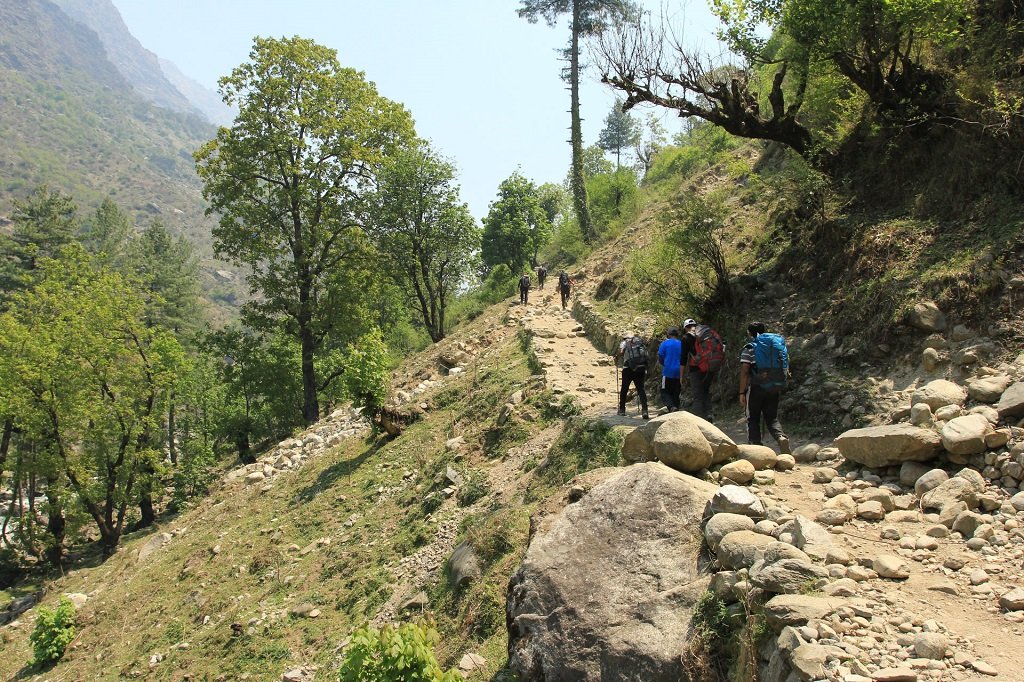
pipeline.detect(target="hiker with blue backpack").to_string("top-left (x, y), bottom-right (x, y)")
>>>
top-left (615, 334), bottom-right (650, 419)
top-left (738, 322), bottom-right (791, 454)
top-left (656, 327), bottom-right (683, 412)
top-left (682, 318), bottom-right (725, 423)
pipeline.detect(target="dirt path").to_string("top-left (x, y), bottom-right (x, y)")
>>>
top-left (510, 291), bottom-right (1024, 681)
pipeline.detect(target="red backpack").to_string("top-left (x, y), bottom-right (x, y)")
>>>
top-left (689, 324), bottom-right (726, 373)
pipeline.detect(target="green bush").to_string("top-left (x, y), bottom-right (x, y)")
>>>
top-left (338, 621), bottom-right (461, 682)
top-left (171, 439), bottom-right (218, 510)
top-left (29, 597), bottom-right (76, 667)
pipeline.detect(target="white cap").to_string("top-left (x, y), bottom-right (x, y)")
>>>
top-left (683, 318), bottom-right (697, 328)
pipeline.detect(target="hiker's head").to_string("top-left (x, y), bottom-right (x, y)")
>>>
top-left (748, 321), bottom-right (767, 337)
top-left (667, 327), bottom-right (679, 338)
top-left (683, 318), bottom-right (697, 332)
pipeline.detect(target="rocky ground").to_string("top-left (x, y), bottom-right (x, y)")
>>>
top-left (504, 288), bottom-right (1024, 681)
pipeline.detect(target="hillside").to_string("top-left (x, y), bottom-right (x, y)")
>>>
top-left (0, 0), bottom-right (244, 323)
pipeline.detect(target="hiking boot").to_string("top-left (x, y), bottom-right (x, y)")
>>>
top-left (642, 411), bottom-right (650, 420)
top-left (616, 408), bottom-right (626, 416)
top-left (778, 436), bottom-right (791, 455)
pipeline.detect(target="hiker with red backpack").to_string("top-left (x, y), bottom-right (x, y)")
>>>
top-left (682, 318), bottom-right (725, 423)
top-left (738, 321), bottom-right (791, 454)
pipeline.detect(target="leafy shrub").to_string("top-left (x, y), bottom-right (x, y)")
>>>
top-left (29, 597), bottom-right (76, 667)
top-left (338, 621), bottom-right (461, 682)
top-left (171, 439), bottom-right (218, 510)
top-left (540, 218), bottom-right (588, 267)
top-left (456, 470), bottom-right (489, 507)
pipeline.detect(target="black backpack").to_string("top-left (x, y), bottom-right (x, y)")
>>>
top-left (559, 272), bottom-right (570, 289)
top-left (520, 274), bottom-right (530, 289)
top-left (623, 337), bottom-right (649, 369)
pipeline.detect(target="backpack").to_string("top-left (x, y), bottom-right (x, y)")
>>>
top-left (623, 336), bottom-right (649, 370)
top-left (520, 274), bottom-right (530, 289)
top-left (751, 333), bottom-right (789, 392)
top-left (689, 324), bottom-right (726, 373)
top-left (559, 272), bottom-right (570, 289)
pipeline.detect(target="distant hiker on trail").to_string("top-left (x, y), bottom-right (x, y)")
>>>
top-left (615, 334), bottom-right (650, 419)
top-left (558, 271), bottom-right (573, 309)
top-left (657, 327), bottom-right (682, 412)
top-left (537, 264), bottom-right (547, 289)
top-left (519, 272), bottom-right (531, 305)
top-left (739, 321), bottom-right (791, 454)
top-left (682, 318), bottom-right (725, 423)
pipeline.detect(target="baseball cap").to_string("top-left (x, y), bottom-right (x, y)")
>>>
top-left (683, 318), bottom-right (697, 328)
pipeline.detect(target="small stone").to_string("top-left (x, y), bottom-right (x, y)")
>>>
top-left (873, 555), bottom-right (910, 579)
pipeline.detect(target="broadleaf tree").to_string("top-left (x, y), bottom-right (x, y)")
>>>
top-left (481, 172), bottom-right (552, 276)
top-left (195, 36), bottom-right (415, 424)
top-left (0, 248), bottom-right (182, 556)
top-left (370, 143), bottom-right (480, 342)
top-left (518, 0), bottom-right (638, 243)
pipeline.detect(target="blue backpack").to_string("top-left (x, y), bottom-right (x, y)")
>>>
top-left (751, 333), bottom-right (788, 392)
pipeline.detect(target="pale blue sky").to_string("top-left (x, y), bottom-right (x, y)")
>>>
top-left (112, 0), bottom-right (722, 220)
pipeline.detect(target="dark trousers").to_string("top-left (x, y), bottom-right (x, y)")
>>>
top-left (560, 287), bottom-right (570, 308)
top-left (660, 376), bottom-right (681, 410)
top-left (538, 275), bottom-right (545, 289)
top-left (688, 367), bottom-right (715, 422)
top-left (619, 367), bottom-right (648, 413)
top-left (520, 287), bottom-right (529, 304)
top-left (747, 385), bottom-right (786, 446)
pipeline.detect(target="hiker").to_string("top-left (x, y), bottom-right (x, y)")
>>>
top-left (738, 321), bottom-right (791, 454)
top-left (537, 264), bottom-right (547, 289)
top-left (656, 327), bottom-right (682, 412)
top-left (557, 270), bottom-right (572, 309)
top-left (615, 334), bottom-right (650, 419)
top-left (683, 318), bottom-right (725, 423)
top-left (518, 271), bottom-right (531, 305)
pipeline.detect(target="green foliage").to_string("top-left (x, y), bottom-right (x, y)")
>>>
top-left (0, 247), bottom-right (183, 552)
top-left (195, 35), bottom-right (415, 422)
top-left (598, 98), bottom-right (641, 168)
top-left (456, 469), bottom-right (490, 507)
top-left (0, 185), bottom-right (78, 302)
top-left (370, 142), bottom-right (480, 342)
top-left (539, 217), bottom-right (589, 267)
top-left (338, 621), bottom-right (461, 682)
top-left (335, 327), bottom-right (391, 413)
top-left (171, 439), bottom-right (218, 510)
top-left (481, 172), bottom-right (552, 274)
top-left (586, 166), bottom-right (639, 233)
top-left (527, 417), bottom-right (622, 500)
top-left (29, 597), bottom-right (76, 668)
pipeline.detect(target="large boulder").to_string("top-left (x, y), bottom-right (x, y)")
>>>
top-left (911, 380), bottom-right (966, 411)
top-left (720, 460), bottom-right (755, 484)
top-left (940, 414), bottom-right (992, 456)
top-left (651, 418), bottom-right (714, 473)
top-left (717, 530), bottom-right (776, 570)
top-left (762, 595), bottom-right (847, 632)
top-left (907, 301), bottom-right (947, 332)
top-left (507, 463), bottom-right (717, 682)
top-left (448, 541), bottom-right (482, 589)
top-left (967, 375), bottom-right (1012, 404)
top-left (921, 476), bottom-right (982, 513)
top-left (622, 412), bottom-right (736, 467)
top-left (736, 444), bottom-right (778, 471)
top-left (834, 425), bottom-right (942, 468)
top-left (785, 516), bottom-right (834, 561)
top-left (704, 513), bottom-right (756, 552)
top-left (750, 558), bottom-right (829, 594)
top-left (996, 382), bottom-right (1024, 419)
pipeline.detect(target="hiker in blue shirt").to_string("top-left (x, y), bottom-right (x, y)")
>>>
top-left (738, 321), bottom-right (791, 454)
top-left (657, 327), bottom-right (682, 412)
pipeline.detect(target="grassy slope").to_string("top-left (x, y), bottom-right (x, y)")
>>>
top-left (0, 302), bottom-right (624, 681)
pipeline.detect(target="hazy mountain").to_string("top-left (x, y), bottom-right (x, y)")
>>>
top-left (0, 0), bottom-right (243, 322)
top-left (159, 57), bottom-right (235, 127)
top-left (48, 0), bottom-right (203, 119)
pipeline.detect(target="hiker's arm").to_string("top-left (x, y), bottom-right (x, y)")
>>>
top-left (738, 363), bottom-right (750, 404)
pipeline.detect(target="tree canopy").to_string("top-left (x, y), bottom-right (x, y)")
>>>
top-left (481, 172), bottom-right (552, 275)
top-left (370, 143), bottom-right (479, 342)
top-left (195, 36), bottom-right (415, 423)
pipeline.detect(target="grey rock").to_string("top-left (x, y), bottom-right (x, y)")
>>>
top-left (720, 459), bottom-right (755, 484)
top-left (951, 511), bottom-right (984, 538)
top-left (717, 530), bottom-right (775, 570)
top-left (791, 443), bottom-right (820, 463)
top-left (914, 632), bottom-right (948, 660)
top-left (788, 516), bottom-right (834, 561)
top-left (912, 379), bottom-right (966, 411)
top-left (900, 461), bottom-right (932, 487)
top-left (998, 587), bottom-right (1024, 611)
top-left (873, 555), bottom-right (910, 579)
top-left (941, 414), bottom-right (992, 456)
top-left (834, 425), bottom-right (942, 468)
top-left (651, 416), bottom-right (714, 473)
top-left (710, 485), bottom-right (766, 518)
top-left (908, 301), bottom-right (946, 332)
top-left (736, 444), bottom-right (778, 470)
top-left (996, 382), bottom-right (1024, 419)
top-left (914, 469), bottom-right (948, 497)
top-left (788, 643), bottom-right (828, 681)
top-left (507, 463), bottom-right (717, 682)
top-left (448, 541), bottom-right (482, 589)
top-left (968, 375), bottom-right (1012, 403)
top-left (762, 595), bottom-right (847, 632)
top-left (921, 477), bottom-right (978, 513)
top-left (750, 559), bottom-right (828, 594)
top-left (704, 513), bottom-right (756, 552)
